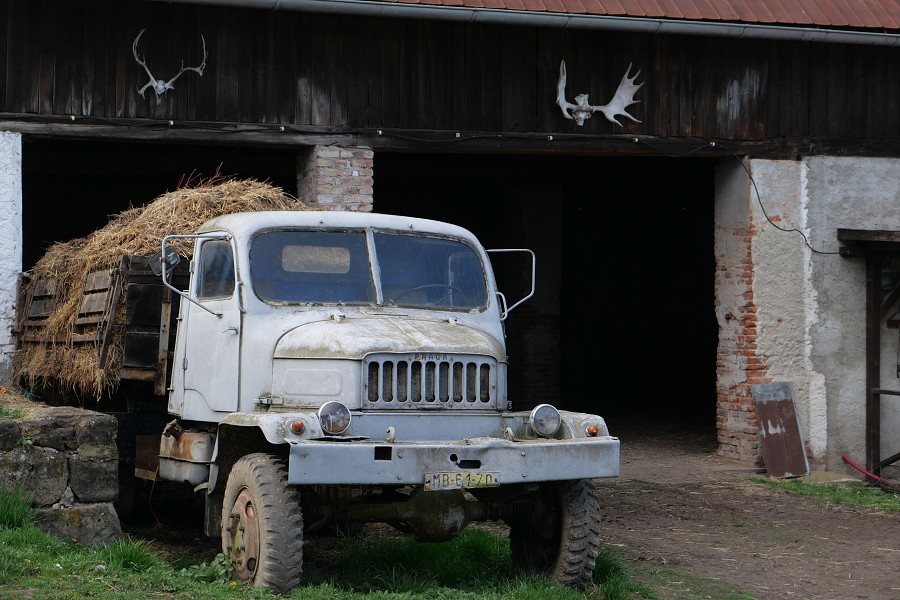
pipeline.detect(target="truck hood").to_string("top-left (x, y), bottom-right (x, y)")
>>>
top-left (273, 315), bottom-right (505, 360)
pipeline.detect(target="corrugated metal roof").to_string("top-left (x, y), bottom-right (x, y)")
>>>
top-left (370, 0), bottom-right (900, 30)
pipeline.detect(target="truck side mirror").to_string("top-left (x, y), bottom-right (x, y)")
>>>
top-left (159, 234), bottom-right (231, 318)
top-left (486, 249), bottom-right (535, 320)
top-left (150, 245), bottom-right (181, 277)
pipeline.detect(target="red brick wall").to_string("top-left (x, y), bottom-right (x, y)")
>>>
top-left (715, 223), bottom-right (769, 466)
top-left (297, 146), bottom-right (374, 211)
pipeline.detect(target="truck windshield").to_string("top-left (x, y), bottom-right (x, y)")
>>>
top-left (250, 229), bottom-right (489, 310)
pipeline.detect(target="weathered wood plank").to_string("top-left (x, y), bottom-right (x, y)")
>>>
top-left (294, 14), bottom-right (313, 125)
top-left (216, 9), bottom-right (241, 122)
top-left (329, 15), bottom-right (349, 128)
top-left (447, 23), bottom-right (467, 131)
top-left (274, 12), bottom-right (298, 125)
top-left (0, 0), bottom-right (7, 109)
top-left (480, 24), bottom-right (503, 133)
top-left (78, 291), bottom-right (110, 317)
top-left (463, 24), bottom-right (484, 132)
top-left (26, 297), bottom-right (56, 319)
top-left (501, 26), bottom-right (536, 133)
top-left (84, 270), bottom-right (114, 292)
top-left (309, 14), bottom-right (332, 126)
top-left (379, 19), bottom-right (401, 128)
top-left (5, 0), bottom-right (33, 112)
top-left (241, 9), bottom-right (267, 122)
top-left (346, 18), bottom-right (370, 129)
top-left (887, 46), bottom-right (900, 138)
top-left (415, 22), bottom-right (440, 130)
top-left (397, 20), bottom-right (418, 130)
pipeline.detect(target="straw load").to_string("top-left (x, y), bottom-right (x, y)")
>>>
top-left (13, 175), bottom-right (314, 399)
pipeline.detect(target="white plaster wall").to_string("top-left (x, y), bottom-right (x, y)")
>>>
top-left (747, 156), bottom-right (900, 472)
top-left (714, 160), bottom-right (751, 390)
top-left (803, 157), bottom-right (900, 471)
top-left (748, 159), bottom-right (828, 465)
top-left (0, 132), bottom-right (22, 384)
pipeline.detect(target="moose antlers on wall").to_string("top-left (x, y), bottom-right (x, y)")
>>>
top-left (132, 29), bottom-right (207, 101)
top-left (556, 60), bottom-right (643, 127)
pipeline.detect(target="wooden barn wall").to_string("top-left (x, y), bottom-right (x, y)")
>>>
top-left (0, 0), bottom-right (898, 142)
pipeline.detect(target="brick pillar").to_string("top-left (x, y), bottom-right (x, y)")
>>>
top-left (296, 145), bottom-right (373, 211)
top-left (714, 161), bottom-right (769, 466)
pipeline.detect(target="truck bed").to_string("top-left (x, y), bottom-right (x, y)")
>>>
top-left (15, 255), bottom-right (188, 395)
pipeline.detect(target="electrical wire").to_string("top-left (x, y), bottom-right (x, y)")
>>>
top-left (633, 136), bottom-right (840, 256)
top-left (148, 466), bottom-right (162, 527)
top-left (719, 143), bottom-right (839, 256)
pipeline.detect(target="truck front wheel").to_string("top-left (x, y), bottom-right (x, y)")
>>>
top-left (508, 479), bottom-right (601, 589)
top-left (222, 453), bottom-right (304, 594)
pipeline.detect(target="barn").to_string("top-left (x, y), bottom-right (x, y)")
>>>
top-left (0, 0), bottom-right (898, 477)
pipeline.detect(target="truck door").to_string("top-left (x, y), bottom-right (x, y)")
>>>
top-left (180, 238), bottom-right (241, 415)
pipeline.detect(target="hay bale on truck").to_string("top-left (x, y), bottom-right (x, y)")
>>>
top-left (13, 177), bottom-right (312, 405)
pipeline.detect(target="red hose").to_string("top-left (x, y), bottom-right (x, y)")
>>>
top-left (841, 454), bottom-right (884, 482)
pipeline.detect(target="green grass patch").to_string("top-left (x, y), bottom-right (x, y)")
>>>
top-left (0, 483), bottom-right (35, 529)
top-left (0, 401), bottom-right (25, 421)
top-left (751, 477), bottom-right (900, 511)
top-left (94, 538), bottom-right (167, 573)
top-left (622, 562), bottom-right (757, 600)
top-left (0, 519), bottom-right (683, 600)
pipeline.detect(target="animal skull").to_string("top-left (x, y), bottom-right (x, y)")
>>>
top-left (556, 60), bottom-right (643, 127)
top-left (132, 29), bottom-right (207, 101)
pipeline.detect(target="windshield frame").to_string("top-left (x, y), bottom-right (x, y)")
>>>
top-left (248, 226), bottom-right (490, 312)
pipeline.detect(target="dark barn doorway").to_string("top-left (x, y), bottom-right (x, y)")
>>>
top-left (20, 140), bottom-right (718, 435)
top-left (21, 139), bottom-right (298, 270)
top-left (373, 152), bottom-right (718, 431)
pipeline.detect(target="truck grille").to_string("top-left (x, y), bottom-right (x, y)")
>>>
top-left (363, 353), bottom-right (497, 408)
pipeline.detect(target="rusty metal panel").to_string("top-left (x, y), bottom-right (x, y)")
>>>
top-left (751, 382), bottom-right (810, 478)
top-left (135, 434), bottom-right (161, 480)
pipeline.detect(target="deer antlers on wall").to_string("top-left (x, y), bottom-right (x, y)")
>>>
top-left (132, 29), bottom-right (207, 101)
top-left (556, 60), bottom-right (643, 127)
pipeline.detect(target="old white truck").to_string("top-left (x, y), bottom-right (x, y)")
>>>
top-left (20, 210), bottom-right (620, 593)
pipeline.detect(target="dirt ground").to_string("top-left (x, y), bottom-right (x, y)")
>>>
top-left (3, 390), bottom-right (900, 599)
top-left (601, 416), bottom-right (900, 600)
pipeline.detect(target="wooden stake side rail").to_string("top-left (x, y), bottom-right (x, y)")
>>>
top-left (15, 255), bottom-right (188, 393)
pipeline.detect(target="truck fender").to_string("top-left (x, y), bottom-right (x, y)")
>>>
top-left (209, 412), bottom-right (323, 490)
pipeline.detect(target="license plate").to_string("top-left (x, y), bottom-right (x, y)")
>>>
top-left (425, 471), bottom-right (500, 491)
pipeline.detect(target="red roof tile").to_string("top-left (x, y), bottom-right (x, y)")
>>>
top-left (370, 0), bottom-right (900, 30)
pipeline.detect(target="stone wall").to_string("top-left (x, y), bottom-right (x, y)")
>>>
top-left (0, 407), bottom-right (121, 546)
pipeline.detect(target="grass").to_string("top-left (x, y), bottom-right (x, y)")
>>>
top-left (0, 483), bottom-right (34, 529)
top-left (9, 473), bottom-right (892, 599)
top-left (750, 476), bottom-right (900, 511)
top-left (0, 524), bottom-right (651, 600)
top-left (0, 479), bottom-right (661, 600)
top-left (0, 401), bottom-right (25, 420)
top-left (621, 562), bottom-right (757, 600)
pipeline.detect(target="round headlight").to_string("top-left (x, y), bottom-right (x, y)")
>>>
top-left (529, 403), bottom-right (561, 437)
top-left (318, 401), bottom-right (351, 435)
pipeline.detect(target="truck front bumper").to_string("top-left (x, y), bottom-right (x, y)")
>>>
top-left (287, 435), bottom-right (620, 486)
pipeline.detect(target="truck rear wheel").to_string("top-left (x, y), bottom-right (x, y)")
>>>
top-left (508, 479), bottom-right (601, 589)
top-left (222, 453), bottom-right (304, 594)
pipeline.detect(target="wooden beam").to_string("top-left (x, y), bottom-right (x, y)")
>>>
top-left (866, 255), bottom-right (882, 474)
top-left (4, 116), bottom-right (900, 159)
